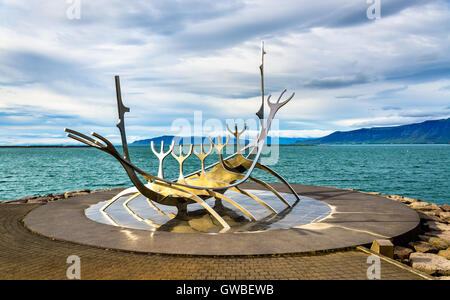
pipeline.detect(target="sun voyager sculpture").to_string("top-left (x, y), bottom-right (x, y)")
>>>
top-left (65, 43), bottom-right (300, 232)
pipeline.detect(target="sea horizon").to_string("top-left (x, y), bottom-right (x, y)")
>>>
top-left (1, 143), bottom-right (449, 147)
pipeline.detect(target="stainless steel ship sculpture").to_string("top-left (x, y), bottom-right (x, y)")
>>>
top-left (65, 43), bottom-right (299, 231)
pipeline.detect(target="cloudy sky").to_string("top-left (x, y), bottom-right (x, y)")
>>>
top-left (0, 0), bottom-right (449, 145)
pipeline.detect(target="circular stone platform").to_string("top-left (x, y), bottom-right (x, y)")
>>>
top-left (24, 183), bottom-right (420, 255)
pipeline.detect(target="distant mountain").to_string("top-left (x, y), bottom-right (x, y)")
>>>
top-left (301, 118), bottom-right (450, 144)
top-left (130, 135), bottom-right (311, 146)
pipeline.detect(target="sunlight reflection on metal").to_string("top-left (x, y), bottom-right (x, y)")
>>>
top-left (85, 190), bottom-right (331, 233)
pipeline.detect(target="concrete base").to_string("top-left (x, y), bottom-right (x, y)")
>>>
top-left (24, 183), bottom-right (420, 256)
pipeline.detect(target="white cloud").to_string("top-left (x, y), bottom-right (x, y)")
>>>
top-left (0, 0), bottom-right (449, 144)
top-left (269, 129), bottom-right (334, 138)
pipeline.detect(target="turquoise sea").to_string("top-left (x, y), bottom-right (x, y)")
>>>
top-left (0, 145), bottom-right (448, 205)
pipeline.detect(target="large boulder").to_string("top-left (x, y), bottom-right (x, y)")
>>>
top-left (410, 201), bottom-right (440, 211)
top-left (388, 195), bottom-right (404, 201)
top-left (1, 199), bottom-right (28, 204)
top-left (408, 241), bottom-right (440, 253)
top-left (441, 205), bottom-right (450, 212)
top-left (394, 246), bottom-right (413, 260)
top-left (364, 191), bottom-right (380, 195)
top-left (425, 221), bottom-right (450, 232)
top-left (417, 212), bottom-right (444, 223)
top-left (388, 195), bottom-right (420, 204)
top-left (90, 189), bottom-right (105, 194)
top-left (439, 212), bottom-right (450, 223)
top-left (418, 235), bottom-right (450, 249)
top-left (26, 196), bottom-right (52, 204)
top-left (418, 210), bottom-right (443, 217)
top-left (437, 249), bottom-right (450, 260)
top-left (52, 193), bottom-right (65, 200)
top-left (403, 197), bottom-right (420, 203)
top-left (64, 189), bottom-right (90, 199)
top-left (425, 231), bottom-right (450, 244)
top-left (409, 253), bottom-right (450, 276)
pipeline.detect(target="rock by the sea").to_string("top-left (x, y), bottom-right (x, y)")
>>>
top-left (394, 246), bottom-right (413, 260)
top-left (1, 199), bottom-right (28, 204)
top-left (418, 235), bottom-right (450, 249)
top-left (26, 196), bottom-right (52, 204)
top-left (64, 189), bottom-right (90, 199)
top-left (53, 193), bottom-right (65, 200)
top-left (408, 241), bottom-right (441, 253)
top-left (425, 231), bottom-right (450, 244)
top-left (425, 221), bottom-right (450, 232)
top-left (388, 195), bottom-right (420, 205)
top-left (403, 197), bottom-right (420, 203)
top-left (409, 201), bottom-right (440, 211)
top-left (417, 212), bottom-right (444, 223)
top-left (439, 211), bottom-right (450, 223)
top-left (409, 252), bottom-right (450, 276)
top-left (437, 249), bottom-right (450, 260)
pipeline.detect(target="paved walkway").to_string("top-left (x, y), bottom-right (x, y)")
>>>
top-left (0, 204), bottom-right (426, 280)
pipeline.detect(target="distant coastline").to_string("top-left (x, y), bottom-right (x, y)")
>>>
top-left (2, 118), bottom-right (448, 148)
top-left (302, 118), bottom-right (450, 145)
top-left (2, 143), bottom-right (450, 148)
top-left (0, 145), bottom-right (89, 148)
top-left (0, 144), bottom-right (316, 148)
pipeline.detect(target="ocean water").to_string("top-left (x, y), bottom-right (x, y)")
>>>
top-left (0, 145), bottom-right (448, 205)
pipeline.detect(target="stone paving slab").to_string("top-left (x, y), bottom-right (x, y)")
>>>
top-left (23, 183), bottom-right (420, 255)
top-left (0, 204), bottom-right (426, 280)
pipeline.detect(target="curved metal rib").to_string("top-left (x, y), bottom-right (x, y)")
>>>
top-left (145, 197), bottom-right (175, 219)
top-left (206, 190), bottom-right (255, 221)
top-left (65, 128), bottom-right (265, 193)
top-left (204, 136), bottom-right (277, 214)
top-left (122, 192), bottom-right (145, 222)
top-left (66, 128), bottom-right (285, 226)
top-left (68, 130), bottom-right (231, 230)
top-left (255, 163), bottom-right (300, 203)
top-left (182, 189), bottom-right (231, 231)
top-left (101, 186), bottom-right (139, 212)
top-left (122, 193), bottom-right (172, 228)
top-left (231, 186), bottom-right (276, 214)
top-left (248, 176), bottom-right (290, 207)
